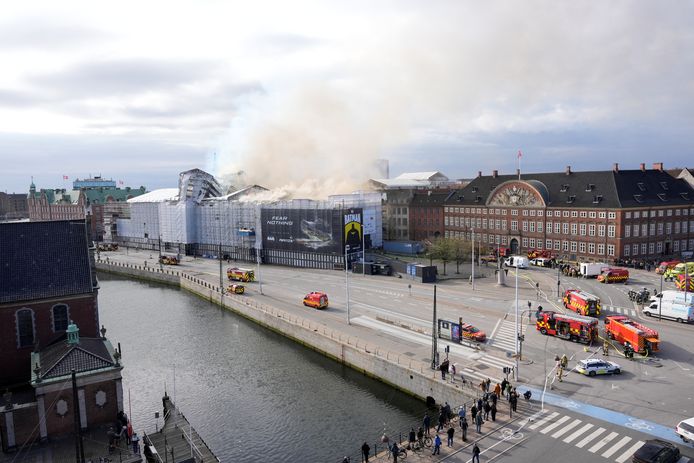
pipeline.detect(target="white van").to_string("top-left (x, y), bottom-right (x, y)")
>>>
top-left (504, 256), bottom-right (529, 269)
top-left (643, 300), bottom-right (694, 323)
top-left (648, 290), bottom-right (694, 306)
top-left (676, 417), bottom-right (694, 443)
top-left (579, 262), bottom-right (609, 278)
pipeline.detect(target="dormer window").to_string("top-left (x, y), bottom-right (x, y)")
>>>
top-left (681, 192), bottom-right (690, 200)
top-left (585, 184), bottom-right (595, 192)
top-left (471, 186), bottom-right (478, 193)
top-left (657, 193), bottom-right (667, 202)
top-left (637, 182), bottom-right (646, 191)
top-left (560, 184), bottom-right (569, 192)
top-left (633, 194), bottom-right (644, 203)
top-left (566, 195), bottom-right (576, 204)
top-left (660, 181), bottom-right (669, 190)
top-left (592, 195), bottom-right (603, 204)
top-left (475, 196), bottom-right (483, 203)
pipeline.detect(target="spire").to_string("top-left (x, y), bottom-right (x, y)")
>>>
top-left (66, 321), bottom-right (80, 345)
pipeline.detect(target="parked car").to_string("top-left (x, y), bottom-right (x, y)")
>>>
top-left (631, 439), bottom-right (680, 463)
top-left (676, 416), bottom-right (694, 443)
top-left (576, 358), bottom-right (621, 376)
top-left (530, 258), bottom-right (551, 267)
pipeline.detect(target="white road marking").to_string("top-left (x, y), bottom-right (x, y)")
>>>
top-left (615, 441), bottom-right (645, 463)
top-left (602, 435), bottom-right (632, 458)
top-left (563, 423), bottom-right (593, 443)
top-left (529, 411), bottom-right (559, 430)
top-left (588, 431), bottom-right (618, 453)
top-left (575, 427), bottom-right (604, 448)
top-left (551, 419), bottom-right (582, 439)
top-left (540, 415), bottom-right (570, 434)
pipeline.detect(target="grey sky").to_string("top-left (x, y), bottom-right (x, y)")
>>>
top-left (1, 0), bottom-right (693, 195)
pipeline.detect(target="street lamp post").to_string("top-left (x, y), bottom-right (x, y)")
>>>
top-left (215, 216), bottom-right (223, 294)
top-left (514, 264), bottom-right (519, 381)
top-left (658, 271), bottom-right (663, 321)
top-left (556, 265), bottom-right (561, 298)
top-left (471, 228), bottom-right (475, 290)
top-left (345, 244), bottom-right (351, 325)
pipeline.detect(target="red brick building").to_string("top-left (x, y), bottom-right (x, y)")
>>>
top-left (409, 191), bottom-right (453, 241)
top-left (0, 220), bottom-right (123, 452)
top-left (443, 163), bottom-right (694, 263)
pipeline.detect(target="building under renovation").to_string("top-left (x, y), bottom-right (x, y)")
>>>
top-left (111, 169), bottom-right (382, 269)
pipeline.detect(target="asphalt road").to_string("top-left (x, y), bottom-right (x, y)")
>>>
top-left (101, 249), bottom-right (694, 461)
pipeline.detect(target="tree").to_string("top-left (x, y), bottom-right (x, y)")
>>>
top-left (428, 238), bottom-right (456, 275)
top-left (453, 238), bottom-right (473, 274)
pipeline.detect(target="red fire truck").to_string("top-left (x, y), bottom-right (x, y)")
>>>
top-left (227, 267), bottom-right (255, 282)
top-left (676, 274), bottom-right (694, 292)
top-left (604, 315), bottom-right (659, 355)
top-left (563, 289), bottom-right (601, 317)
top-left (536, 311), bottom-right (599, 344)
top-left (597, 268), bottom-right (629, 284)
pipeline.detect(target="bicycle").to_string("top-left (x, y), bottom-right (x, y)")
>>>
top-left (410, 436), bottom-right (432, 453)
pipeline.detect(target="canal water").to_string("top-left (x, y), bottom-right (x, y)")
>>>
top-left (97, 273), bottom-right (425, 462)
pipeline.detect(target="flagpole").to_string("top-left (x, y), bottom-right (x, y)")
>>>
top-left (517, 150), bottom-right (522, 180)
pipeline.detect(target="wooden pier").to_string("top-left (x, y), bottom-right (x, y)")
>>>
top-left (142, 395), bottom-right (219, 463)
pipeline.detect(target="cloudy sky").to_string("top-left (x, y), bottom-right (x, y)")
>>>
top-left (1, 0), bottom-right (693, 195)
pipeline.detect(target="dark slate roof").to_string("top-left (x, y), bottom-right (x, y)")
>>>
top-left (410, 191), bottom-right (455, 207)
top-left (38, 337), bottom-right (115, 379)
top-left (83, 187), bottom-right (147, 204)
top-left (444, 169), bottom-right (694, 209)
top-left (0, 220), bottom-right (94, 303)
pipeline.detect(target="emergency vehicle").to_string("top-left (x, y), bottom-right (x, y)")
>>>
top-left (227, 267), bottom-right (255, 282)
top-left (438, 319), bottom-right (486, 343)
top-left (563, 289), bottom-right (601, 316)
top-left (227, 284), bottom-right (245, 294)
top-left (676, 274), bottom-right (694, 292)
top-left (604, 315), bottom-right (659, 355)
top-left (596, 267), bottom-right (629, 283)
top-left (656, 260), bottom-right (680, 275)
top-left (303, 291), bottom-right (329, 309)
top-left (536, 311), bottom-right (599, 344)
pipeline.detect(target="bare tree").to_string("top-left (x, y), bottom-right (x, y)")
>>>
top-left (453, 238), bottom-right (473, 274)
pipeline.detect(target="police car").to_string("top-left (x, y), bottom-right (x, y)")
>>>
top-left (576, 358), bottom-right (621, 376)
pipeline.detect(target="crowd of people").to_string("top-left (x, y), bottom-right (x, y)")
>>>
top-left (106, 411), bottom-right (140, 456)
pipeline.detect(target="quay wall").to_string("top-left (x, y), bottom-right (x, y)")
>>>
top-left (96, 261), bottom-right (479, 407)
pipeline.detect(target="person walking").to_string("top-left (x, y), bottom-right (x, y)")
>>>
top-left (408, 428), bottom-right (416, 450)
top-left (447, 425), bottom-right (455, 447)
top-left (500, 379), bottom-right (508, 397)
top-left (131, 432), bottom-right (140, 455)
top-left (461, 417), bottom-right (468, 441)
top-left (437, 411), bottom-right (446, 433)
top-left (449, 363), bottom-right (457, 383)
top-left (491, 391), bottom-right (498, 406)
top-left (423, 412), bottom-right (431, 435)
top-left (458, 403), bottom-right (466, 424)
top-left (361, 442), bottom-right (371, 463)
top-left (472, 442), bottom-right (481, 463)
top-left (432, 435), bottom-right (442, 455)
top-left (440, 359), bottom-right (449, 380)
top-left (603, 340), bottom-right (610, 356)
top-left (510, 389), bottom-right (518, 412)
top-left (494, 382), bottom-right (501, 397)
top-left (391, 442), bottom-right (400, 463)
top-left (483, 400), bottom-right (491, 420)
top-left (485, 378), bottom-right (491, 392)
top-left (491, 402), bottom-right (497, 421)
top-left (417, 427), bottom-right (424, 446)
top-left (470, 404), bottom-right (477, 422)
top-left (475, 409), bottom-right (483, 433)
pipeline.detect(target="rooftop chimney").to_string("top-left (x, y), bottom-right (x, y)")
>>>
top-left (492, 170), bottom-right (498, 178)
top-left (652, 162), bottom-right (664, 171)
top-left (565, 166), bottom-right (572, 175)
top-left (478, 171), bottom-right (482, 178)
top-left (640, 163), bottom-right (646, 172)
top-left (613, 163), bottom-right (619, 173)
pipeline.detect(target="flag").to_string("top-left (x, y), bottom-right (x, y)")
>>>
top-left (518, 150), bottom-right (522, 159)
top-left (62, 175), bottom-right (68, 180)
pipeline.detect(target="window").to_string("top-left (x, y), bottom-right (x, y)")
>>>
top-left (625, 212), bottom-right (631, 219)
top-left (685, 221), bottom-right (690, 233)
top-left (522, 237), bottom-right (528, 248)
top-left (580, 224), bottom-right (586, 236)
top-left (16, 309), bottom-right (35, 347)
top-left (444, 217), bottom-right (449, 226)
top-left (589, 211), bottom-right (597, 218)
top-left (658, 210), bottom-right (664, 217)
top-left (651, 210), bottom-right (656, 218)
top-left (580, 211), bottom-right (587, 218)
top-left (52, 304), bottom-right (69, 332)
top-left (625, 225), bottom-right (630, 237)
top-left (554, 223), bottom-right (561, 234)
top-left (657, 223), bottom-right (663, 234)
top-left (554, 240), bottom-right (561, 251)
top-left (570, 241), bottom-right (577, 252)
top-left (607, 245), bottom-right (615, 256)
top-left (529, 221), bottom-right (535, 232)
top-left (667, 209), bottom-right (672, 216)
top-left (641, 243), bottom-right (647, 254)
top-left (529, 238), bottom-right (535, 248)
top-left (522, 210), bottom-right (528, 216)
top-left (650, 223), bottom-right (656, 235)
top-left (546, 239), bottom-right (552, 249)
top-left (641, 224), bottom-right (647, 236)
top-left (537, 221), bottom-right (543, 232)
top-left (675, 222), bottom-right (680, 234)
top-left (597, 243), bottom-right (605, 255)
top-left (502, 236), bottom-right (508, 245)
top-left (624, 245), bottom-right (630, 256)
top-left (502, 220), bottom-right (507, 230)
top-left (546, 221), bottom-right (552, 234)
top-left (571, 211), bottom-right (578, 218)
top-left (648, 243), bottom-right (654, 254)
top-left (495, 219), bottom-right (501, 229)
top-left (537, 240), bottom-right (543, 250)
top-left (599, 212), bottom-right (606, 219)
top-left (656, 242), bottom-right (663, 253)
top-left (666, 223), bottom-right (671, 234)
top-left (579, 242), bottom-right (586, 253)
top-left (563, 211), bottom-right (569, 217)
top-left (588, 242), bottom-right (596, 254)
top-left (562, 223), bottom-right (569, 235)
top-left (562, 241), bottom-right (569, 251)
top-left (598, 224), bottom-right (605, 237)
top-left (538, 210), bottom-right (544, 217)
top-left (511, 209), bottom-right (518, 216)
top-left (608, 212), bottom-right (616, 220)
top-left (589, 224), bottom-right (596, 236)
top-left (511, 220), bottom-right (518, 231)
top-left (530, 210), bottom-right (536, 216)
top-left (632, 244), bottom-right (638, 256)
top-left (674, 240), bottom-right (680, 252)
top-left (571, 223), bottom-right (577, 235)
top-left (522, 221), bottom-right (528, 232)
top-left (634, 211), bottom-right (640, 218)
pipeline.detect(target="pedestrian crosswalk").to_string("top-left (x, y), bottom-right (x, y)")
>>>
top-left (527, 409), bottom-right (646, 462)
top-left (489, 319), bottom-right (518, 352)
top-left (603, 305), bottom-right (637, 317)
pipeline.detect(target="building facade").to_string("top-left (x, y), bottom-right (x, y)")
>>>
top-left (0, 192), bottom-right (28, 221)
top-left (409, 191), bottom-right (453, 241)
top-left (443, 163), bottom-right (694, 263)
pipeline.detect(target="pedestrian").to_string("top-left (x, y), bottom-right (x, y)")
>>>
top-left (603, 340), bottom-right (610, 356)
top-left (437, 411), bottom-right (446, 433)
top-left (458, 404), bottom-right (466, 425)
top-left (477, 398), bottom-right (483, 411)
top-left (362, 442), bottom-right (371, 463)
top-left (449, 363), bottom-right (456, 383)
top-left (491, 402), bottom-right (497, 422)
top-left (443, 402), bottom-right (451, 422)
top-left (423, 412), bottom-right (431, 435)
top-left (506, 382), bottom-right (512, 400)
top-left (460, 369), bottom-right (466, 384)
top-left (470, 404), bottom-right (477, 422)
top-left (440, 359), bottom-right (449, 380)
top-left (560, 354), bottom-right (568, 369)
top-left (491, 392), bottom-right (498, 406)
top-left (131, 432), bottom-right (140, 455)
top-left (478, 381), bottom-right (486, 394)
top-left (432, 435), bottom-right (442, 455)
top-left (475, 409), bottom-right (483, 433)
top-left (461, 417), bottom-right (468, 441)
top-left (408, 428), bottom-right (416, 450)
top-left (417, 427), bottom-right (424, 446)
top-left (510, 390), bottom-right (518, 412)
top-left (472, 442), bottom-right (481, 463)
top-left (483, 400), bottom-right (491, 420)
top-left (500, 379), bottom-right (508, 396)
top-left (447, 425), bottom-right (455, 447)
top-left (391, 442), bottom-right (400, 463)
top-left (485, 378), bottom-right (491, 392)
